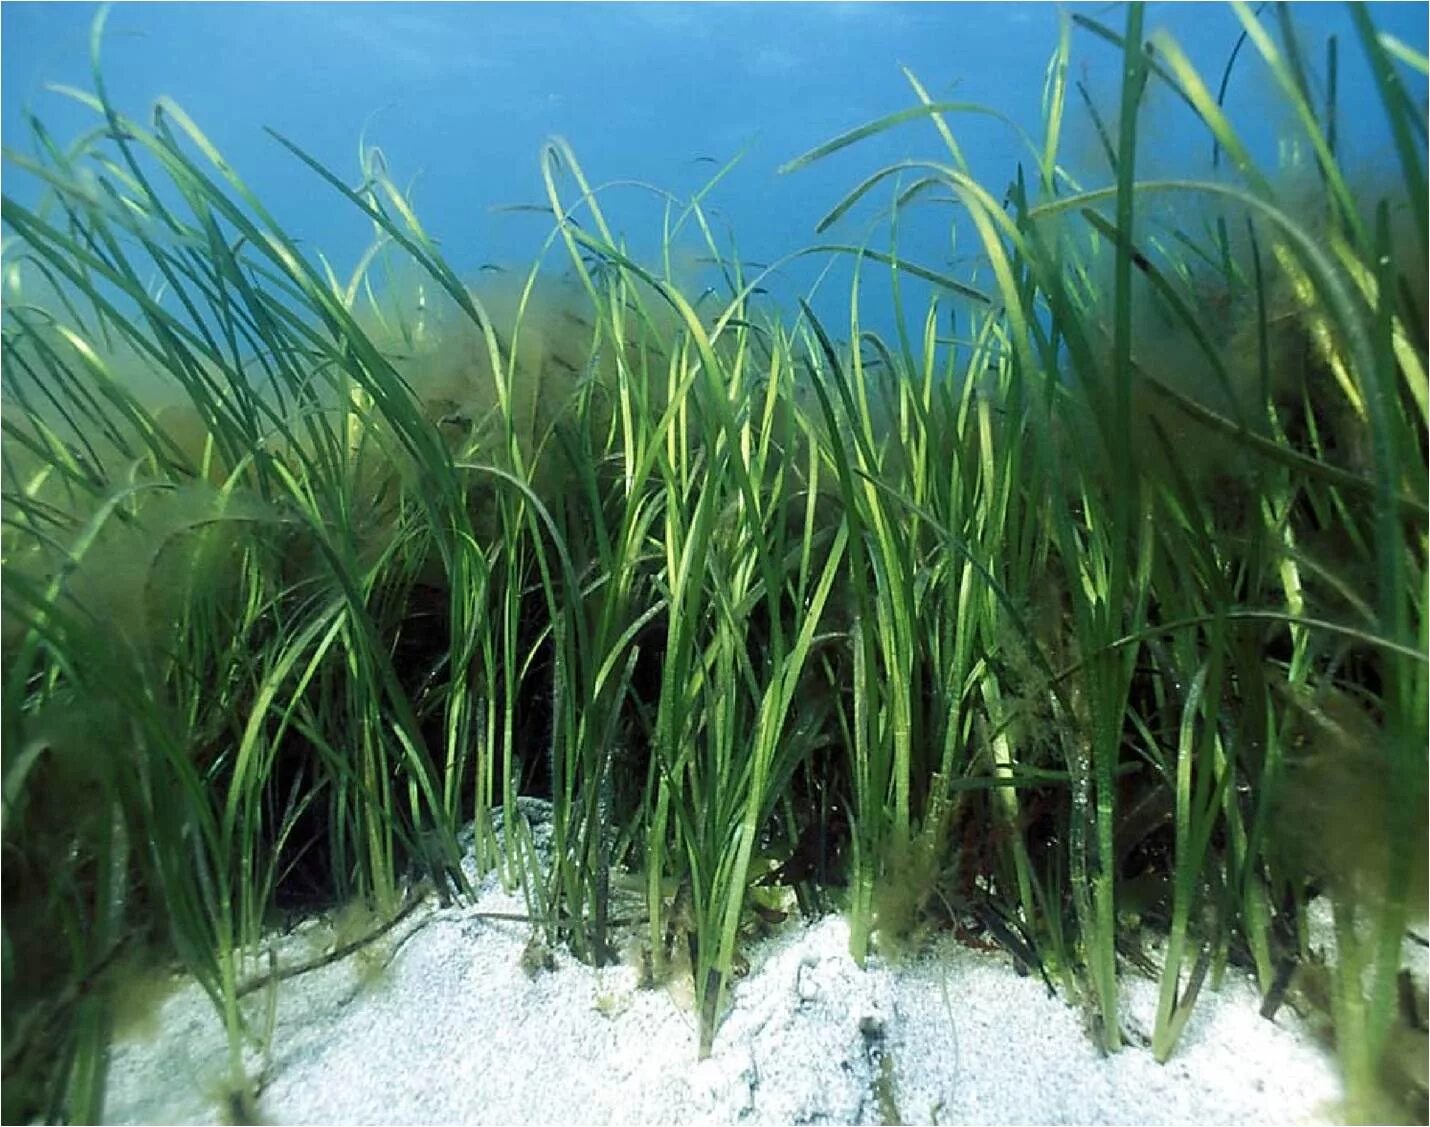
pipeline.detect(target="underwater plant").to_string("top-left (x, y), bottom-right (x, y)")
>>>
top-left (1, 3), bottom-right (1425, 1124)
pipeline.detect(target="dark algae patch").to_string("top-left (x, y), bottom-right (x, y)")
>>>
top-left (2, 4), bottom-right (1426, 1122)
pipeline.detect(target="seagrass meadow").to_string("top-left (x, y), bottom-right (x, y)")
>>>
top-left (2, 2), bottom-right (1426, 1123)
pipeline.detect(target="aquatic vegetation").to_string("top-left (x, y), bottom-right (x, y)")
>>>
top-left (1, 3), bottom-right (1425, 1123)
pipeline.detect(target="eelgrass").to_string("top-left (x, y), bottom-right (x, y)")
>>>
top-left (3, 3), bottom-right (1426, 1123)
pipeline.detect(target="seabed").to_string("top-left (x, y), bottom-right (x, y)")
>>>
top-left (103, 802), bottom-right (1416, 1127)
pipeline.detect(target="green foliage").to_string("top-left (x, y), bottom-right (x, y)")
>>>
top-left (2, 3), bottom-right (1425, 1122)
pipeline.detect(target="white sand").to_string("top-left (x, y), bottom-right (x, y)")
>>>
top-left (104, 801), bottom-right (1350, 1126)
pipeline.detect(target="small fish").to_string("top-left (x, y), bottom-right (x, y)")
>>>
top-left (490, 204), bottom-right (583, 229)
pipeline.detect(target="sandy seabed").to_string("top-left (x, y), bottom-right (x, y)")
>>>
top-left (104, 802), bottom-right (1352, 1126)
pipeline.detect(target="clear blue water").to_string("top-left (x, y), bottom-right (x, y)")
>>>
top-left (4, 2), bottom-right (1426, 341)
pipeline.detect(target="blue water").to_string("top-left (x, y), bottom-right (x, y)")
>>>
top-left (4, 2), bottom-right (1426, 343)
